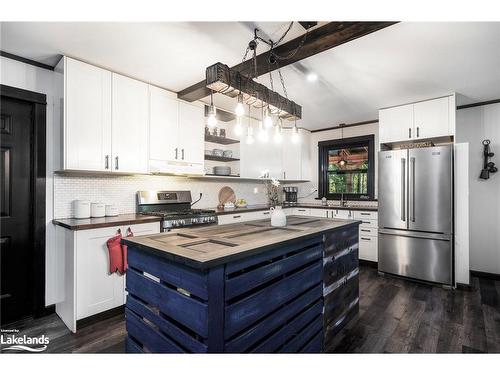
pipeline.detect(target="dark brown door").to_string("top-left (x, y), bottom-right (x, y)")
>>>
top-left (1, 96), bottom-right (34, 324)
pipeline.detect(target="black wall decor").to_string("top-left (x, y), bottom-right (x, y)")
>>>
top-left (480, 139), bottom-right (497, 180)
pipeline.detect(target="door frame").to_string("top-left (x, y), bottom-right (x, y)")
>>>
top-left (1, 84), bottom-right (47, 318)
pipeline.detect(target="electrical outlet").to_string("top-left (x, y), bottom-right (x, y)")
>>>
top-left (310, 187), bottom-right (318, 193)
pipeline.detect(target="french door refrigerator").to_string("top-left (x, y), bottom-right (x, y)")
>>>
top-left (378, 145), bottom-right (453, 285)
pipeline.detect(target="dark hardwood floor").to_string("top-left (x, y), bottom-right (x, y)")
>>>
top-left (2, 265), bottom-right (499, 353)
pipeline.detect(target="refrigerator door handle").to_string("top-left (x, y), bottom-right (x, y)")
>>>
top-left (401, 158), bottom-right (406, 222)
top-left (410, 157), bottom-right (416, 222)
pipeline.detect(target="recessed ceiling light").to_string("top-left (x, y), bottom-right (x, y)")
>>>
top-left (306, 73), bottom-right (318, 82)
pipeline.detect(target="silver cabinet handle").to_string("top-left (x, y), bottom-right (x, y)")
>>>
top-left (263, 212), bottom-right (270, 215)
top-left (326, 211), bottom-right (329, 218)
top-left (416, 126), bottom-right (420, 137)
top-left (360, 229), bottom-right (371, 232)
top-left (105, 155), bottom-right (109, 169)
top-left (361, 237), bottom-right (371, 241)
top-left (181, 149), bottom-right (185, 160)
top-left (115, 156), bottom-right (119, 170)
top-left (298, 209), bottom-right (306, 212)
top-left (409, 127), bottom-right (412, 138)
top-left (410, 157), bottom-right (416, 222)
top-left (360, 212), bottom-right (370, 216)
top-left (175, 148), bottom-right (178, 160)
top-left (401, 158), bottom-right (406, 221)
top-left (233, 215), bottom-right (241, 219)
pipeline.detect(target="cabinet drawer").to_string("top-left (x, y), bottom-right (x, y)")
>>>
top-left (359, 227), bottom-right (378, 236)
top-left (358, 219), bottom-right (378, 228)
top-left (293, 208), bottom-right (310, 216)
top-left (353, 211), bottom-right (378, 220)
top-left (359, 236), bottom-right (378, 262)
top-left (245, 210), bottom-right (271, 221)
top-left (309, 208), bottom-right (327, 218)
top-left (217, 214), bottom-right (244, 225)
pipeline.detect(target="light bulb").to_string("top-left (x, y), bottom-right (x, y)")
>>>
top-left (264, 108), bottom-right (273, 128)
top-left (207, 106), bottom-right (217, 128)
top-left (235, 102), bottom-right (245, 117)
top-left (246, 124), bottom-right (254, 144)
top-left (273, 125), bottom-right (282, 143)
top-left (291, 125), bottom-right (300, 144)
top-left (258, 121), bottom-right (268, 142)
top-left (234, 117), bottom-right (243, 136)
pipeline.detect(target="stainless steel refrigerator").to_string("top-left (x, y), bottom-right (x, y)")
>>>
top-left (378, 145), bottom-right (453, 285)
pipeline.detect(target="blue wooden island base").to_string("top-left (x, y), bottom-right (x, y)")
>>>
top-left (122, 217), bottom-right (360, 353)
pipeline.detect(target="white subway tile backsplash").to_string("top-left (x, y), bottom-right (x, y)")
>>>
top-left (54, 174), bottom-right (269, 219)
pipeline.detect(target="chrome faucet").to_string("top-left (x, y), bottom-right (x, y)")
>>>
top-left (340, 192), bottom-right (347, 207)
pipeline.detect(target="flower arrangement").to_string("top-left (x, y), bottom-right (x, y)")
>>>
top-left (260, 172), bottom-right (281, 207)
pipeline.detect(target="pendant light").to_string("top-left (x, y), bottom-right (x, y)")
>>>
top-left (235, 93), bottom-right (245, 117)
top-left (273, 119), bottom-right (283, 144)
top-left (338, 124), bottom-right (347, 166)
top-left (207, 90), bottom-right (217, 128)
top-left (246, 104), bottom-right (254, 144)
top-left (234, 116), bottom-right (243, 136)
top-left (258, 106), bottom-right (269, 142)
top-left (264, 105), bottom-right (273, 128)
top-left (291, 117), bottom-right (300, 144)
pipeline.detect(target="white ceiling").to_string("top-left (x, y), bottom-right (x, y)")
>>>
top-left (1, 21), bottom-right (499, 130)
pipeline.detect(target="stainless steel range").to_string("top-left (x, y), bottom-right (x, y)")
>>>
top-left (137, 190), bottom-right (217, 231)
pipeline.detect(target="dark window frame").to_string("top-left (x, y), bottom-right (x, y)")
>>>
top-left (318, 134), bottom-right (375, 201)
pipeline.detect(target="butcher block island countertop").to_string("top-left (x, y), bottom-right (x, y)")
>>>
top-left (121, 215), bottom-right (360, 269)
top-left (122, 215), bottom-right (361, 353)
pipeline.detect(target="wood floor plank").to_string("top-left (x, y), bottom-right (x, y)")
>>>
top-left (3, 266), bottom-right (500, 354)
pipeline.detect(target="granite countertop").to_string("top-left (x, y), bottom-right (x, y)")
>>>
top-left (212, 203), bottom-right (377, 214)
top-left (53, 213), bottom-right (161, 230)
top-left (121, 215), bottom-right (361, 269)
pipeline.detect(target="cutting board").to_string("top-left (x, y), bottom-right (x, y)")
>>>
top-left (218, 186), bottom-right (236, 206)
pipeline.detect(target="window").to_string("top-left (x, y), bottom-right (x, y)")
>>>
top-left (318, 135), bottom-right (375, 200)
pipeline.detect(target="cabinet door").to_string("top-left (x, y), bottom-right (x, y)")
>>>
top-left (282, 129), bottom-right (301, 180)
top-left (178, 101), bottom-right (204, 165)
top-left (359, 236), bottom-right (378, 262)
top-left (112, 73), bottom-right (149, 173)
top-left (65, 57), bottom-right (112, 171)
top-left (413, 97), bottom-right (449, 139)
top-left (76, 227), bottom-right (125, 319)
top-left (149, 86), bottom-right (179, 163)
top-left (309, 208), bottom-right (328, 218)
top-left (379, 104), bottom-right (414, 143)
top-left (240, 119), bottom-right (283, 179)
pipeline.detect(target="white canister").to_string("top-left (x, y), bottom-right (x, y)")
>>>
top-left (105, 205), bottom-right (119, 217)
top-left (73, 200), bottom-right (91, 219)
top-left (270, 206), bottom-right (287, 227)
top-left (90, 202), bottom-right (106, 218)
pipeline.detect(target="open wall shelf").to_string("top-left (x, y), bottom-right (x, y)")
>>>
top-left (205, 134), bottom-right (240, 145)
top-left (204, 155), bottom-right (240, 162)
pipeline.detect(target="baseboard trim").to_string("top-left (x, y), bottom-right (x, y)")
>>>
top-left (471, 270), bottom-right (500, 281)
top-left (359, 259), bottom-right (378, 269)
top-left (76, 305), bottom-right (125, 330)
top-left (456, 283), bottom-right (473, 291)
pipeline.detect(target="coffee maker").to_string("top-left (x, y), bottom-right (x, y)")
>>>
top-left (283, 186), bottom-right (298, 206)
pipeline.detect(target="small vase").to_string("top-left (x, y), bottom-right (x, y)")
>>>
top-left (270, 206), bottom-right (287, 227)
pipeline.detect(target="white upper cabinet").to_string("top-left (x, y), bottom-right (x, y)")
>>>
top-left (379, 95), bottom-right (455, 144)
top-left (149, 86), bottom-right (179, 163)
top-left (281, 128), bottom-right (311, 181)
top-left (178, 101), bottom-right (204, 165)
top-left (112, 73), bottom-right (149, 173)
top-left (379, 104), bottom-right (414, 144)
top-left (64, 57), bottom-right (112, 171)
top-left (413, 96), bottom-right (450, 139)
top-left (240, 119), bottom-right (282, 179)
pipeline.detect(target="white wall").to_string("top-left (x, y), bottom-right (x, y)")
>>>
top-left (296, 122), bottom-right (379, 204)
top-left (456, 103), bottom-right (500, 275)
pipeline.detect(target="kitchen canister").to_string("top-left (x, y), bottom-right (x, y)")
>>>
top-left (90, 202), bottom-right (106, 218)
top-left (270, 206), bottom-right (287, 227)
top-left (73, 200), bottom-right (91, 219)
top-left (105, 205), bottom-right (119, 217)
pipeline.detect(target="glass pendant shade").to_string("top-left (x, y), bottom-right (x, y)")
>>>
top-left (273, 124), bottom-right (283, 143)
top-left (291, 124), bottom-right (300, 144)
top-left (264, 107), bottom-right (273, 128)
top-left (258, 121), bottom-right (268, 142)
top-left (234, 116), bottom-right (243, 136)
top-left (246, 122), bottom-right (254, 144)
top-left (235, 95), bottom-right (245, 117)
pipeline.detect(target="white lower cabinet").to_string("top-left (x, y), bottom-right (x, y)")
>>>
top-left (55, 222), bottom-right (160, 332)
top-left (217, 210), bottom-right (271, 225)
top-left (353, 211), bottom-right (378, 262)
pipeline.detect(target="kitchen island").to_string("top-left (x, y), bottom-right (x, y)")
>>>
top-left (122, 215), bottom-right (361, 353)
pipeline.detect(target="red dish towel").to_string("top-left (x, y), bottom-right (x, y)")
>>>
top-left (106, 231), bottom-right (124, 274)
top-left (122, 227), bottom-right (134, 272)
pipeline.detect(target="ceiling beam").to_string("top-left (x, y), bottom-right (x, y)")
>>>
top-left (177, 21), bottom-right (398, 102)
